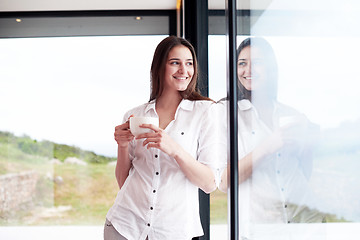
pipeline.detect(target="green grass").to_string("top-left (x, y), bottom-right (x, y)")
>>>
top-left (210, 190), bottom-right (227, 224)
top-left (52, 164), bottom-right (118, 225)
top-left (0, 131), bottom-right (117, 225)
top-left (0, 131), bottom-right (115, 165)
top-left (1, 159), bottom-right (228, 226)
top-left (0, 162), bottom-right (118, 226)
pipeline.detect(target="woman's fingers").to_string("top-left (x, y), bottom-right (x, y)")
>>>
top-left (115, 133), bottom-right (133, 145)
top-left (142, 136), bottom-right (161, 146)
top-left (139, 123), bottom-right (160, 132)
top-left (131, 126), bottom-right (177, 155)
top-left (115, 121), bottom-right (130, 132)
top-left (127, 114), bottom-right (134, 123)
top-left (114, 118), bottom-right (135, 145)
top-left (136, 126), bottom-right (163, 139)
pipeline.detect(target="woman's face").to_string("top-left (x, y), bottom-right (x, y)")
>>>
top-left (163, 45), bottom-right (194, 93)
top-left (237, 45), bottom-right (267, 91)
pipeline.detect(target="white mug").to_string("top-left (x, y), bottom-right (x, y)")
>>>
top-left (129, 116), bottom-right (159, 137)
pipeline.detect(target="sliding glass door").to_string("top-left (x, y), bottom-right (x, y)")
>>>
top-left (224, 0), bottom-right (360, 239)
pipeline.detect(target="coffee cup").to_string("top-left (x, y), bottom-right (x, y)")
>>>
top-left (129, 116), bottom-right (159, 137)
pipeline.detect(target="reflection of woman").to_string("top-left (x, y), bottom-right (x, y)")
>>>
top-left (104, 36), bottom-right (217, 240)
top-left (218, 37), bottom-right (323, 238)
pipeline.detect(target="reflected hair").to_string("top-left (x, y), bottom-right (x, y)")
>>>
top-left (149, 36), bottom-right (212, 102)
top-left (237, 37), bottom-right (278, 101)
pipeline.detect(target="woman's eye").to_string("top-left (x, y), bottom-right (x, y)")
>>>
top-left (238, 61), bottom-right (246, 67)
top-left (170, 61), bottom-right (179, 65)
top-left (186, 62), bottom-right (193, 66)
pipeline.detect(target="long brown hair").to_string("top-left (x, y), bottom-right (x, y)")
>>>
top-left (149, 36), bottom-right (212, 101)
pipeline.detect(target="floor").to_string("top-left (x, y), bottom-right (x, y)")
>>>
top-left (0, 224), bottom-right (227, 240)
top-left (1, 223), bottom-right (360, 240)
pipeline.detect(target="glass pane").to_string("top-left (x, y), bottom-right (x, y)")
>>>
top-left (235, 0), bottom-right (360, 239)
top-left (0, 35), bottom-right (166, 236)
top-left (208, 34), bottom-right (228, 240)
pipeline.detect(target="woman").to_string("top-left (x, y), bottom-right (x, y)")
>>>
top-left (218, 37), bottom-right (324, 239)
top-left (104, 36), bottom-right (218, 240)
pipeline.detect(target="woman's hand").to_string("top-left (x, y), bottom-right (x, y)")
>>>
top-left (136, 124), bottom-right (180, 157)
top-left (114, 115), bottom-right (134, 148)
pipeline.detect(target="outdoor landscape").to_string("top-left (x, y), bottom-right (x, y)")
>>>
top-left (0, 131), bottom-right (227, 226)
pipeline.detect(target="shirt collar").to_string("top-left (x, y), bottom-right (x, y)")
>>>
top-left (144, 99), bottom-right (156, 113)
top-left (178, 99), bottom-right (194, 111)
top-left (144, 99), bottom-right (194, 113)
top-left (238, 99), bottom-right (253, 111)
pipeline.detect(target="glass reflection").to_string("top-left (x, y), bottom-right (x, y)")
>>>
top-left (241, 37), bottom-right (325, 239)
top-left (218, 37), bottom-right (327, 239)
top-left (221, 0), bottom-right (360, 238)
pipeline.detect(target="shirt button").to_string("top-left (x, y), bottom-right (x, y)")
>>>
top-left (284, 204), bottom-right (287, 208)
top-left (150, 207), bottom-right (153, 210)
top-left (281, 188), bottom-right (284, 192)
top-left (252, 131), bottom-right (255, 135)
top-left (147, 223), bottom-right (150, 227)
top-left (181, 132), bottom-right (184, 135)
top-left (287, 221), bottom-right (291, 223)
top-left (155, 154), bottom-right (158, 158)
top-left (156, 172), bottom-right (159, 175)
top-left (153, 190), bottom-right (156, 193)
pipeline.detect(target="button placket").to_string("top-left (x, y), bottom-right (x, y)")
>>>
top-left (147, 149), bottom-right (161, 228)
top-left (275, 151), bottom-right (287, 203)
top-left (147, 149), bottom-right (160, 227)
top-left (154, 151), bottom-right (160, 177)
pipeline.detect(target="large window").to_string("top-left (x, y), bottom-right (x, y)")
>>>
top-left (0, 35), bottom-right (166, 237)
top-left (228, 0), bottom-right (360, 239)
top-left (0, 9), bottom-right (227, 240)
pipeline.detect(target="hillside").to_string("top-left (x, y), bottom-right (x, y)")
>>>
top-left (0, 131), bottom-right (115, 167)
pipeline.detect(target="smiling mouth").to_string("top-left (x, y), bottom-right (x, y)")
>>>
top-left (174, 76), bottom-right (188, 80)
top-left (243, 76), bottom-right (252, 80)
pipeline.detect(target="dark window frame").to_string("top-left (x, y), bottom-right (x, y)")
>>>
top-left (0, 10), bottom-right (177, 38)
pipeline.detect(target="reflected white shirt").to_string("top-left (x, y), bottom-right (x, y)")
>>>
top-left (106, 99), bottom-right (218, 240)
top-left (217, 99), bottom-right (323, 239)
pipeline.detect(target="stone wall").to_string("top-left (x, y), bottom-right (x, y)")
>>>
top-left (0, 171), bottom-right (38, 213)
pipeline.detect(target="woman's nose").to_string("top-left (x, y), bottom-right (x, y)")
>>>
top-left (178, 63), bottom-right (186, 72)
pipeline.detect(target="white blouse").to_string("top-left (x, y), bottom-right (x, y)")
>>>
top-left (106, 99), bottom-right (219, 240)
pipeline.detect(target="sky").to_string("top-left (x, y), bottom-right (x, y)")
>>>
top-left (0, 36), bottom-right (165, 157)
